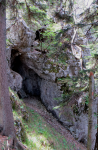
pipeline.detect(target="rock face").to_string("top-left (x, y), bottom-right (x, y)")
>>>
top-left (9, 48), bottom-right (96, 147)
top-left (7, 19), bottom-right (35, 48)
top-left (6, 18), bottom-right (35, 92)
top-left (6, 19), bottom-right (96, 147)
top-left (6, 47), bottom-right (22, 92)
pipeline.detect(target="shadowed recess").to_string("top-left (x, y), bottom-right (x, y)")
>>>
top-left (11, 49), bottom-right (41, 98)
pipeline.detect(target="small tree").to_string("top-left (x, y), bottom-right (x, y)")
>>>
top-left (87, 72), bottom-right (95, 150)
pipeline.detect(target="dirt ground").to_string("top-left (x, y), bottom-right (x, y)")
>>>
top-left (23, 97), bottom-right (87, 150)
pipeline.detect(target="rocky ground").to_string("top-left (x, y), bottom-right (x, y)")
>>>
top-left (23, 97), bottom-right (87, 150)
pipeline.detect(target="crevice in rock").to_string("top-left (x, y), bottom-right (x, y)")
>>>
top-left (11, 49), bottom-right (41, 99)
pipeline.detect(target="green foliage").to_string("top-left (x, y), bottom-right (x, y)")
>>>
top-left (39, 24), bottom-right (58, 54)
top-left (83, 94), bottom-right (89, 105)
top-left (29, 5), bottom-right (46, 20)
top-left (54, 69), bottom-right (91, 110)
top-left (6, 39), bottom-right (13, 46)
top-left (73, 105), bottom-right (79, 114)
top-left (43, 26), bottom-right (70, 64)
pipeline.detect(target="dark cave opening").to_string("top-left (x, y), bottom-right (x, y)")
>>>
top-left (11, 49), bottom-right (41, 98)
top-left (10, 50), bottom-right (76, 138)
top-left (10, 50), bottom-right (63, 120)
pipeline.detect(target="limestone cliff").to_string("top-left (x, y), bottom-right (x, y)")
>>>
top-left (6, 18), bottom-right (97, 147)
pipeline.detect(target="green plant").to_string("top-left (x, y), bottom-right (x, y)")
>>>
top-left (29, 5), bottom-right (46, 20)
top-left (84, 94), bottom-right (89, 105)
top-left (73, 104), bottom-right (79, 114)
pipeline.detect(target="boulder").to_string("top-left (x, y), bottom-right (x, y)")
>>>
top-left (7, 69), bottom-right (22, 92)
top-left (7, 19), bottom-right (35, 48)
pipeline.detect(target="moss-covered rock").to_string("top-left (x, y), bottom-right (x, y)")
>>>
top-left (9, 88), bottom-right (29, 121)
top-left (15, 119), bottom-right (27, 143)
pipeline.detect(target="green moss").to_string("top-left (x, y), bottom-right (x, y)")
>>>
top-left (14, 119), bottom-right (27, 143)
top-left (9, 88), bottom-right (29, 121)
top-left (44, 60), bottom-right (60, 73)
top-left (49, 65), bottom-right (59, 73)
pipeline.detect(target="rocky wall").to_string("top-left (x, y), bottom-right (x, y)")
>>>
top-left (6, 18), bottom-right (97, 147)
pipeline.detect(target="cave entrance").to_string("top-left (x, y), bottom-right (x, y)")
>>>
top-left (11, 49), bottom-right (41, 98)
